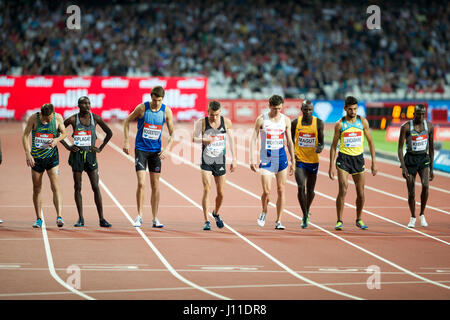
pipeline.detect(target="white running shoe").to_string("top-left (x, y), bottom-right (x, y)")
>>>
top-left (257, 212), bottom-right (266, 227)
top-left (420, 215), bottom-right (428, 227)
top-left (275, 221), bottom-right (285, 230)
top-left (407, 217), bottom-right (416, 228)
top-left (152, 218), bottom-right (164, 228)
top-left (134, 215), bottom-right (143, 227)
top-left (0, 219), bottom-right (3, 224)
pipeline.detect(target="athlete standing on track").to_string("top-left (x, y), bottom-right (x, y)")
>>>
top-left (328, 96), bottom-right (377, 231)
top-left (61, 96), bottom-right (113, 228)
top-left (398, 104), bottom-right (434, 228)
top-left (250, 95), bottom-right (295, 230)
top-left (22, 103), bottom-right (67, 228)
top-left (193, 101), bottom-right (237, 231)
top-left (123, 86), bottom-right (174, 228)
top-left (291, 100), bottom-right (324, 228)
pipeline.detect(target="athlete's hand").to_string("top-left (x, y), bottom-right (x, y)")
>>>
top-left (69, 145), bottom-right (80, 152)
top-left (430, 169), bottom-right (434, 181)
top-left (48, 139), bottom-right (57, 149)
top-left (328, 166), bottom-right (336, 180)
top-left (91, 146), bottom-right (101, 153)
top-left (26, 153), bottom-right (35, 168)
top-left (230, 160), bottom-right (237, 173)
top-left (315, 144), bottom-right (324, 154)
top-left (202, 136), bottom-right (212, 145)
top-left (289, 164), bottom-right (294, 176)
top-left (159, 149), bottom-right (168, 160)
top-left (371, 162), bottom-right (378, 176)
top-left (250, 163), bottom-right (258, 173)
top-left (401, 167), bottom-right (412, 184)
top-left (123, 141), bottom-right (129, 155)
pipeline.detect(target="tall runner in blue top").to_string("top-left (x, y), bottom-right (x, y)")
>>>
top-left (61, 96), bottom-right (113, 228)
top-left (193, 101), bottom-right (237, 230)
top-left (398, 104), bottom-right (434, 228)
top-left (123, 86), bottom-right (174, 228)
top-left (250, 95), bottom-right (295, 230)
top-left (22, 103), bottom-right (67, 228)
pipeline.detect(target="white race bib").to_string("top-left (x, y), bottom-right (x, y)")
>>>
top-left (143, 123), bottom-right (162, 140)
top-left (266, 131), bottom-right (284, 150)
top-left (412, 134), bottom-right (428, 152)
top-left (205, 134), bottom-right (226, 157)
top-left (74, 130), bottom-right (92, 147)
top-left (343, 131), bottom-right (362, 148)
top-left (298, 132), bottom-right (316, 148)
top-left (35, 132), bottom-right (54, 149)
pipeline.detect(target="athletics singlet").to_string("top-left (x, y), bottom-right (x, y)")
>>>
top-left (260, 112), bottom-right (287, 163)
top-left (294, 116), bottom-right (319, 164)
top-left (31, 112), bottom-right (59, 159)
top-left (339, 116), bottom-right (364, 156)
top-left (406, 120), bottom-right (428, 154)
top-left (135, 102), bottom-right (166, 153)
top-left (202, 116), bottom-right (226, 164)
top-left (73, 112), bottom-right (96, 151)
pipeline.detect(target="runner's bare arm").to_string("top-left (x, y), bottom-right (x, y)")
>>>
top-left (398, 122), bottom-right (411, 181)
top-left (225, 117), bottom-right (237, 172)
top-left (93, 114), bottom-right (113, 152)
top-left (123, 103), bottom-right (144, 154)
top-left (159, 106), bottom-right (174, 159)
top-left (285, 116), bottom-right (295, 175)
top-left (362, 117), bottom-right (377, 176)
top-left (316, 118), bottom-right (325, 153)
top-left (22, 114), bottom-right (36, 167)
top-left (328, 120), bottom-right (341, 180)
top-left (250, 115), bottom-right (263, 172)
top-left (192, 118), bottom-right (204, 143)
top-left (428, 121), bottom-right (434, 181)
top-left (60, 115), bottom-right (76, 151)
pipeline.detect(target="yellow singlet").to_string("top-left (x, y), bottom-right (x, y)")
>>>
top-left (294, 116), bottom-right (319, 163)
top-left (339, 116), bottom-right (364, 156)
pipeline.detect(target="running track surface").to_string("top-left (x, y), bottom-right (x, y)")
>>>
top-left (0, 121), bottom-right (449, 300)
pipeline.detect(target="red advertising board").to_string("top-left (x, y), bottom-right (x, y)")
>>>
top-left (0, 76), bottom-right (208, 121)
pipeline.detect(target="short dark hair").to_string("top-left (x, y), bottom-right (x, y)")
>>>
top-left (151, 86), bottom-right (165, 98)
top-left (301, 100), bottom-right (313, 109)
top-left (269, 95), bottom-right (284, 107)
top-left (415, 104), bottom-right (426, 112)
top-left (344, 96), bottom-right (358, 107)
top-left (208, 100), bottom-right (221, 111)
top-left (78, 96), bottom-right (89, 105)
top-left (41, 103), bottom-right (54, 116)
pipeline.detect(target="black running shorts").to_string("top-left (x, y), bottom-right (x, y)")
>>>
top-left (135, 148), bottom-right (161, 173)
top-left (68, 150), bottom-right (98, 172)
top-left (336, 152), bottom-right (365, 175)
top-left (404, 152), bottom-right (430, 176)
top-left (32, 152), bottom-right (59, 173)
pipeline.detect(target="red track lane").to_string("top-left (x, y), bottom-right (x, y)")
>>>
top-left (1, 121), bottom-right (449, 300)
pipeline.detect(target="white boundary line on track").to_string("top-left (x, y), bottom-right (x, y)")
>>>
top-left (98, 177), bottom-right (231, 300)
top-left (113, 124), bottom-right (450, 291)
top-left (40, 210), bottom-right (95, 300)
top-left (155, 125), bottom-right (450, 244)
top-left (155, 138), bottom-right (450, 291)
top-left (106, 139), bottom-right (363, 300)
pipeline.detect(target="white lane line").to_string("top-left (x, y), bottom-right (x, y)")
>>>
top-left (106, 138), bottom-right (363, 300)
top-left (161, 140), bottom-right (450, 291)
top-left (99, 178), bottom-right (230, 300)
top-left (40, 210), bottom-right (95, 300)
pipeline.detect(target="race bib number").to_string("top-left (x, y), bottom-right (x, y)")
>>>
top-left (412, 134), bottom-right (428, 152)
top-left (298, 132), bottom-right (316, 148)
top-left (35, 132), bottom-right (54, 149)
top-left (143, 123), bottom-right (162, 140)
top-left (74, 130), bottom-right (92, 147)
top-left (343, 131), bottom-right (362, 148)
top-left (266, 131), bottom-right (284, 150)
top-left (205, 134), bottom-right (226, 157)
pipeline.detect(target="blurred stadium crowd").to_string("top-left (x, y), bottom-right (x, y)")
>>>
top-left (0, 0), bottom-right (449, 100)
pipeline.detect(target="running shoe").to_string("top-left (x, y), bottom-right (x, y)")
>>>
top-left (407, 217), bottom-right (416, 228)
top-left (56, 217), bottom-right (64, 228)
top-left (275, 221), bottom-right (285, 230)
top-left (355, 219), bottom-right (368, 230)
top-left (0, 219), bottom-right (3, 224)
top-left (335, 221), bottom-right (343, 230)
top-left (212, 211), bottom-right (224, 228)
top-left (301, 215), bottom-right (309, 229)
top-left (203, 221), bottom-right (211, 231)
top-left (133, 215), bottom-right (143, 227)
top-left (257, 212), bottom-right (266, 227)
top-left (152, 218), bottom-right (164, 228)
top-left (33, 218), bottom-right (42, 228)
top-left (99, 218), bottom-right (112, 228)
top-left (419, 215), bottom-right (428, 227)
top-left (74, 218), bottom-right (84, 227)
